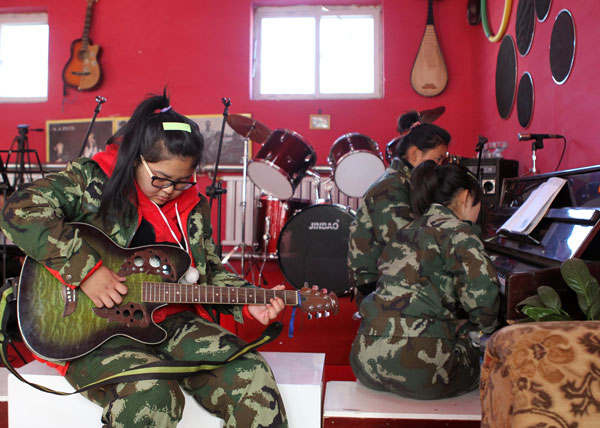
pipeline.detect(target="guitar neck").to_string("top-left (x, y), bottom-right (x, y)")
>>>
top-left (142, 283), bottom-right (300, 306)
top-left (81, 0), bottom-right (95, 50)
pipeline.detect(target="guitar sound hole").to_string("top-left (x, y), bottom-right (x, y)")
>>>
top-left (133, 309), bottom-right (144, 320)
top-left (149, 256), bottom-right (161, 268)
top-left (162, 264), bottom-right (171, 275)
top-left (133, 256), bottom-right (144, 267)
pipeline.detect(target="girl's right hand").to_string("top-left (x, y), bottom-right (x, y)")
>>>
top-left (80, 265), bottom-right (128, 308)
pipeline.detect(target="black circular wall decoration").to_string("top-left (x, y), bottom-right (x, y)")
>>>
top-left (516, 0), bottom-right (535, 56)
top-left (536, 0), bottom-right (552, 22)
top-left (550, 9), bottom-right (575, 85)
top-left (495, 34), bottom-right (517, 119)
top-left (517, 72), bottom-right (534, 128)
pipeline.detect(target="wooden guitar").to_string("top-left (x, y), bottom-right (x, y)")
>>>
top-left (62, 0), bottom-right (101, 90)
top-left (411, 0), bottom-right (448, 97)
top-left (16, 223), bottom-right (339, 361)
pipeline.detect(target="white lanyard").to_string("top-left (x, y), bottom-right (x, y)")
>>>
top-left (151, 201), bottom-right (199, 284)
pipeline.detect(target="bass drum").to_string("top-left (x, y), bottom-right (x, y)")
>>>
top-left (277, 204), bottom-right (355, 296)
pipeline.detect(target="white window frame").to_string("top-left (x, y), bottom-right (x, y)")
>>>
top-left (0, 12), bottom-right (49, 103)
top-left (252, 5), bottom-right (382, 100)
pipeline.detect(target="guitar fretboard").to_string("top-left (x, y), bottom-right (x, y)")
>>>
top-left (142, 283), bottom-right (300, 306)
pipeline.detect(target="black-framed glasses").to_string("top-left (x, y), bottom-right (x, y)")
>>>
top-left (140, 156), bottom-right (196, 191)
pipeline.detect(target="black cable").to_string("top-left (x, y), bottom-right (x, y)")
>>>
top-left (554, 137), bottom-right (567, 171)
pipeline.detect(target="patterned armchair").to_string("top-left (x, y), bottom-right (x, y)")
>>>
top-left (480, 321), bottom-right (600, 428)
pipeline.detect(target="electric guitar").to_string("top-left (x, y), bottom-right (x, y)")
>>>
top-left (62, 0), bottom-right (102, 90)
top-left (411, 0), bottom-right (448, 97)
top-left (16, 223), bottom-right (339, 361)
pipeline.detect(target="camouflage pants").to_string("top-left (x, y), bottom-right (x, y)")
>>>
top-left (65, 311), bottom-right (287, 428)
top-left (349, 334), bottom-right (481, 400)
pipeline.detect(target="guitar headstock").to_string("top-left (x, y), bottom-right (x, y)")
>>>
top-left (298, 285), bottom-right (339, 320)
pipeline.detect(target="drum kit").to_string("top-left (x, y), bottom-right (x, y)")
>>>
top-left (225, 105), bottom-right (446, 295)
top-left (225, 115), bottom-right (387, 296)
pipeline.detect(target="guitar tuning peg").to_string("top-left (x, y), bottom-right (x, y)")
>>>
top-left (324, 311), bottom-right (330, 318)
top-left (315, 312), bottom-right (322, 319)
top-left (307, 313), bottom-right (313, 320)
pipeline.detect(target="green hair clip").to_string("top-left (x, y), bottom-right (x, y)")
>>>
top-left (162, 122), bottom-right (191, 132)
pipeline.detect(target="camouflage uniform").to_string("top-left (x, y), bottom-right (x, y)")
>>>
top-left (347, 158), bottom-right (413, 297)
top-left (0, 158), bottom-right (287, 428)
top-left (349, 204), bottom-right (500, 400)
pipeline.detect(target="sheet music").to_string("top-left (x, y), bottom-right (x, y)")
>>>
top-left (498, 177), bottom-right (567, 236)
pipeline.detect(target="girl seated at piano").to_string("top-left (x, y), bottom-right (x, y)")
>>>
top-left (0, 89), bottom-right (290, 428)
top-left (349, 160), bottom-right (500, 400)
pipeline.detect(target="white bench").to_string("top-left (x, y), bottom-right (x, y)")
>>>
top-left (323, 381), bottom-right (482, 427)
top-left (6, 351), bottom-right (324, 428)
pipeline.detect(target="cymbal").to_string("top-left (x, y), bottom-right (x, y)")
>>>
top-left (226, 114), bottom-right (271, 143)
top-left (419, 106), bottom-right (445, 123)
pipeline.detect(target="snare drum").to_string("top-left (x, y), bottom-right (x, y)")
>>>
top-left (254, 195), bottom-right (310, 257)
top-left (248, 129), bottom-right (317, 200)
top-left (328, 133), bottom-right (386, 198)
top-left (277, 203), bottom-right (355, 296)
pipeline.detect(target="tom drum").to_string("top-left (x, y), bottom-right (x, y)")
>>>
top-left (328, 133), bottom-right (386, 198)
top-left (248, 129), bottom-right (316, 200)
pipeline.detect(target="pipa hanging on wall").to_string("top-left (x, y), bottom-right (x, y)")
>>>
top-left (411, 0), bottom-right (448, 97)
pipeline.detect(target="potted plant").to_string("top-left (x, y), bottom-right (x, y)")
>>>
top-left (517, 258), bottom-right (600, 322)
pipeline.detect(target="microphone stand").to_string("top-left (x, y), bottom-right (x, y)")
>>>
top-left (206, 97), bottom-right (231, 259)
top-left (530, 137), bottom-right (544, 174)
top-left (78, 96), bottom-right (106, 158)
top-left (474, 135), bottom-right (488, 184)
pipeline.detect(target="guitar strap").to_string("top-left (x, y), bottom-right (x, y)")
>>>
top-left (0, 284), bottom-right (283, 396)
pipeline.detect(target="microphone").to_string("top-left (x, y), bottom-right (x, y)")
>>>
top-left (95, 96), bottom-right (107, 104)
top-left (518, 133), bottom-right (564, 141)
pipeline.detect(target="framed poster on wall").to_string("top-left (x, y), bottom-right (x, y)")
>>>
top-left (46, 118), bottom-right (114, 163)
top-left (189, 114), bottom-right (252, 168)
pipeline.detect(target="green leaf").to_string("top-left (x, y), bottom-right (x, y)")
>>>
top-left (521, 306), bottom-right (562, 322)
top-left (538, 313), bottom-right (572, 322)
top-left (537, 286), bottom-right (562, 311)
top-left (517, 294), bottom-right (543, 308)
top-left (561, 259), bottom-right (595, 296)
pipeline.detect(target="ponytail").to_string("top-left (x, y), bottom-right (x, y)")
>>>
top-left (411, 160), bottom-right (482, 216)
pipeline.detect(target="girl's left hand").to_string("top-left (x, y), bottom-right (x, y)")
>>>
top-left (247, 284), bottom-right (286, 325)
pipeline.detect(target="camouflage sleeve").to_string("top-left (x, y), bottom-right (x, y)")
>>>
top-left (0, 161), bottom-right (103, 287)
top-left (347, 180), bottom-right (412, 288)
top-left (445, 224), bottom-right (500, 334)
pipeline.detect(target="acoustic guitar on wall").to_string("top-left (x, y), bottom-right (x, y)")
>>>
top-left (411, 0), bottom-right (448, 97)
top-left (62, 0), bottom-right (101, 91)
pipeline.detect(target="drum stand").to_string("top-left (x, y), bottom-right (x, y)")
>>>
top-left (239, 137), bottom-right (250, 275)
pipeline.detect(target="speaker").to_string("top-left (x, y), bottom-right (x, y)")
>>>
top-left (459, 158), bottom-right (519, 208)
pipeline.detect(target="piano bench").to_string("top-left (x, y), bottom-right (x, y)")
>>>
top-left (323, 381), bottom-right (481, 428)
top-left (8, 351), bottom-right (325, 428)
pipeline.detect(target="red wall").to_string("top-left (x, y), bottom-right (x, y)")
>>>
top-left (0, 0), bottom-right (480, 164)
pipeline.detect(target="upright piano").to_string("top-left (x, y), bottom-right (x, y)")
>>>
top-left (482, 165), bottom-right (600, 322)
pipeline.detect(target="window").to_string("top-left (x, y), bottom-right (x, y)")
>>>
top-left (253, 5), bottom-right (382, 100)
top-left (0, 13), bottom-right (49, 102)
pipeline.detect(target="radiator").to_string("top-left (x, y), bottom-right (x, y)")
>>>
top-left (223, 175), bottom-right (360, 246)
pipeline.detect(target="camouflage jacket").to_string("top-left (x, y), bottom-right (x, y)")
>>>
top-left (347, 158), bottom-right (413, 288)
top-left (358, 204), bottom-right (500, 339)
top-left (0, 158), bottom-right (249, 322)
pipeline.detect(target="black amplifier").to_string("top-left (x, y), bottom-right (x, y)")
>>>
top-left (459, 158), bottom-right (519, 208)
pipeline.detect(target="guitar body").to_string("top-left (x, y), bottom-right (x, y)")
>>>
top-left (17, 223), bottom-right (191, 361)
top-left (411, 0), bottom-right (448, 97)
top-left (62, 38), bottom-right (102, 90)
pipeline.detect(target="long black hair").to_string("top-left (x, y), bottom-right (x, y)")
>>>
top-left (411, 160), bottom-right (482, 217)
top-left (395, 111), bottom-right (451, 160)
top-left (98, 89), bottom-right (204, 223)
